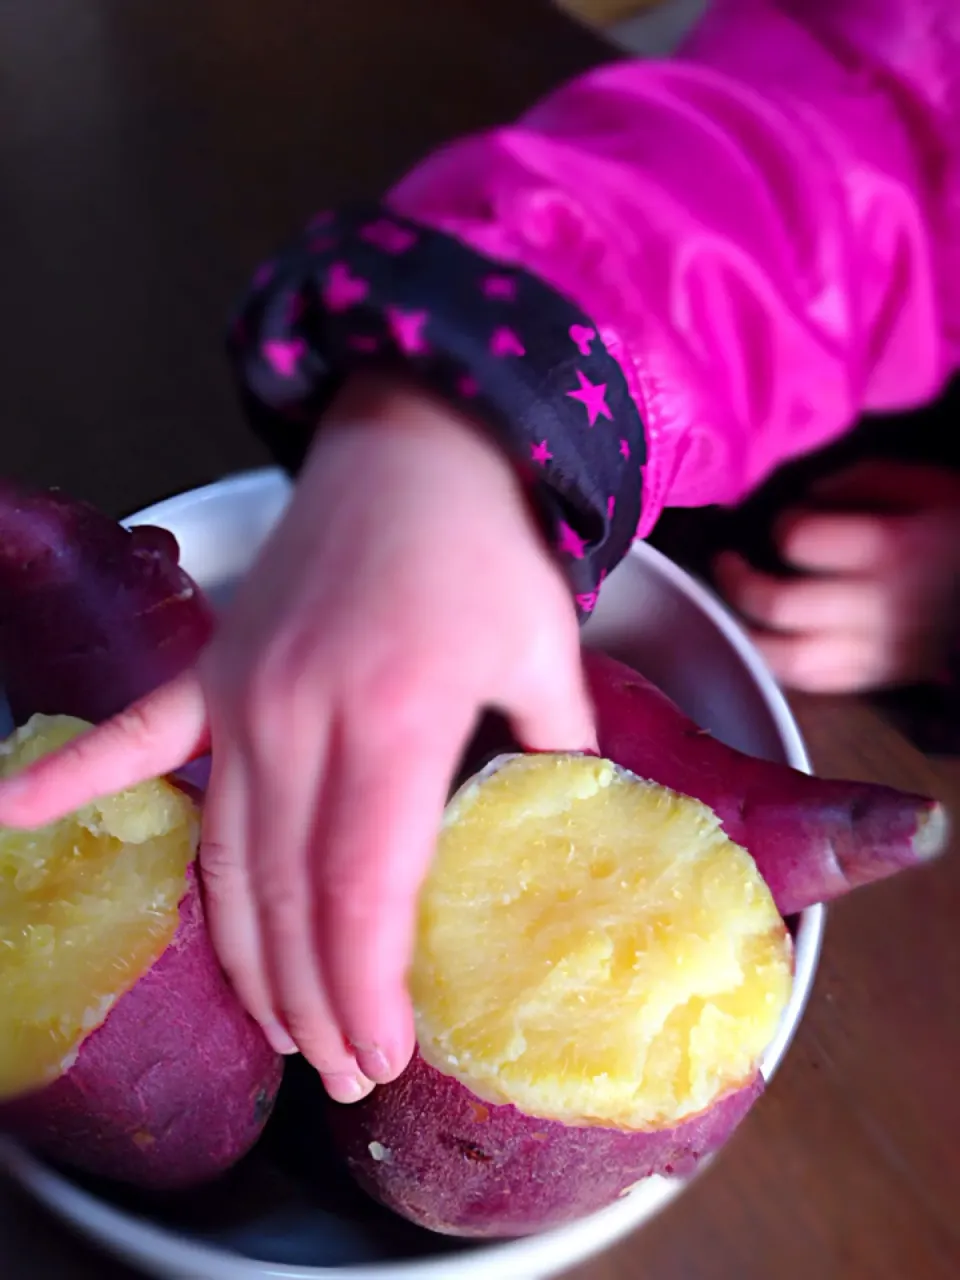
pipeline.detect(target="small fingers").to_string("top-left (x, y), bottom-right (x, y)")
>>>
top-left (243, 706), bottom-right (372, 1100)
top-left (714, 551), bottom-right (888, 635)
top-left (504, 592), bottom-right (597, 754)
top-left (316, 700), bottom-right (472, 1088)
top-left (199, 745), bottom-right (298, 1056)
top-left (775, 511), bottom-right (901, 574)
top-left (748, 629), bottom-right (913, 694)
top-left (0, 671), bottom-right (209, 827)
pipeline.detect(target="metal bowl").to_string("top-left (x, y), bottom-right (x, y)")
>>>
top-left (0, 467), bottom-right (824, 1280)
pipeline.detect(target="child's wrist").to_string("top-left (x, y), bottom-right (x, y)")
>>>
top-left (310, 370), bottom-right (581, 593)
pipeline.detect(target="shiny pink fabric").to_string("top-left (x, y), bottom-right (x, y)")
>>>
top-left (390, 0), bottom-right (960, 534)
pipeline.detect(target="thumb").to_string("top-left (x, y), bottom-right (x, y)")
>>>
top-left (0, 670), bottom-right (210, 828)
top-left (502, 611), bottom-right (597, 755)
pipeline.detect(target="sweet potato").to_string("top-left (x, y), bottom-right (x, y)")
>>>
top-left (583, 649), bottom-right (948, 915)
top-left (333, 663), bottom-right (946, 1239)
top-left (330, 754), bottom-right (794, 1237)
top-left (0, 482), bottom-right (281, 1188)
top-left (330, 1049), bottom-right (762, 1238)
top-left (0, 715), bottom-right (283, 1189)
top-left (0, 477), bottom-right (214, 725)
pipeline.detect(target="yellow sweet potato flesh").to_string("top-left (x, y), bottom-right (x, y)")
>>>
top-left (0, 715), bottom-right (198, 1100)
top-left (412, 755), bottom-right (793, 1131)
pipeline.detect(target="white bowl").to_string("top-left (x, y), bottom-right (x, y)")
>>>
top-left (0, 467), bottom-right (824, 1280)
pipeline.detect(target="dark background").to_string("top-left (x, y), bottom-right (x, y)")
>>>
top-left (0, 0), bottom-right (609, 517)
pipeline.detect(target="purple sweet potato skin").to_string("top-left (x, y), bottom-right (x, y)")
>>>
top-left (585, 649), bottom-right (945, 916)
top-left (0, 480), bottom-right (214, 724)
top-left (328, 1052), bottom-right (761, 1237)
top-left (0, 870), bottom-right (283, 1190)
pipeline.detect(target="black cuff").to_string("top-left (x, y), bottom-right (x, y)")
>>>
top-left (227, 204), bottom-right (647, 614)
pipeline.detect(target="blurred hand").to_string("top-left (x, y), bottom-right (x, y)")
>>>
top-left (0, 373), bottom-right (594, 1101)
top-left (715, 461), bottom-right (960, 693)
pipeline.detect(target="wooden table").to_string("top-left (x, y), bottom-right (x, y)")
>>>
top-left (1, 2), bottom-right (958, 1277)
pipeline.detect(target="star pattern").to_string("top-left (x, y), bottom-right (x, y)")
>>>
top-left (234, 204), bottom-right (646, 624)
top-left (324, 263), bottom-right (369, 312)
top-left (569, 324), bottom-right (595, 356)
top-left (263, 338), bottom-right (305, 378)
top-left (567, 370), bottom-right (612, 426)
top-left (490, 327), bottom-right (525, 358)
top-left (387, 307), bottom-right (429, 355)
top-left (557, 521), bottom-right (586, 560)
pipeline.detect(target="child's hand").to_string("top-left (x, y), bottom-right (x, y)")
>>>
top-left (715, 461), bottom-right (960, 694)
top-left (0, 374), bottom-right (594, 1101)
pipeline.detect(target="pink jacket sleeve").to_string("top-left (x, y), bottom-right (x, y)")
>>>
top-left (389, 0), bottom-right (960, 535)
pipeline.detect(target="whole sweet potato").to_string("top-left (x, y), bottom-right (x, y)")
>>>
top-left (0, 478), bottom-right (214, 725)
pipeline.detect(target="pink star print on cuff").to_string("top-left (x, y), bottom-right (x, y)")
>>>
top-left (557, 521), bottom-right (586, 560)
top-left (323, 263), bottom-right (369, 312)
top-left (566, 370), bottom-right (612, 426)
top-left (531, 440), bottom-right (553, 465)
top-left (387, 308), bottom-right (429, 355)
top-left (263, 338), bottom-right (305, 378)
top-left (490, 327), bottom-right (525, 358)
top-left (569, 324), bottom-right (595, 356)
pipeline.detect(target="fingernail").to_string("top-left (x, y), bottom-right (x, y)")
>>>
top-left (353, 1045), bottom-right (394, 1083)
top-left (263, 1022), bottom-right (299, 1056)
top-left (324, 1073), bottom-right (375, 1104)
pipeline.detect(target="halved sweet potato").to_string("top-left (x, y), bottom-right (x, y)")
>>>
top-left (329, 754), bottom-right (793, 1236)
top-left (0, 715), bottom-right (282, 1189)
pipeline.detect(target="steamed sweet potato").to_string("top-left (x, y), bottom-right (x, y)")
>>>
top-left (333, 661), bottom-right (946, 1239)
top-left (0, 715), bottom-right (283, 1189)
top-left (583, 649), bottom-right (948, 915)
top-left (330, 755), bottom-right (794, 1237)
top-left (0, 478), bottom-right (214, 724)
top-left (331, 1049), bottom-right (762, 1238)
top-left (0, 482), bottom-right (281, 1188)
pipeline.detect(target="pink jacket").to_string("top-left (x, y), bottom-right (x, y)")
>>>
top-left (390, 0), bottom-right (960, 535)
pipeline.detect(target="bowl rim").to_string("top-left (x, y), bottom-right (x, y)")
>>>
top-left (0, 467), bottom-right (825, 1280)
